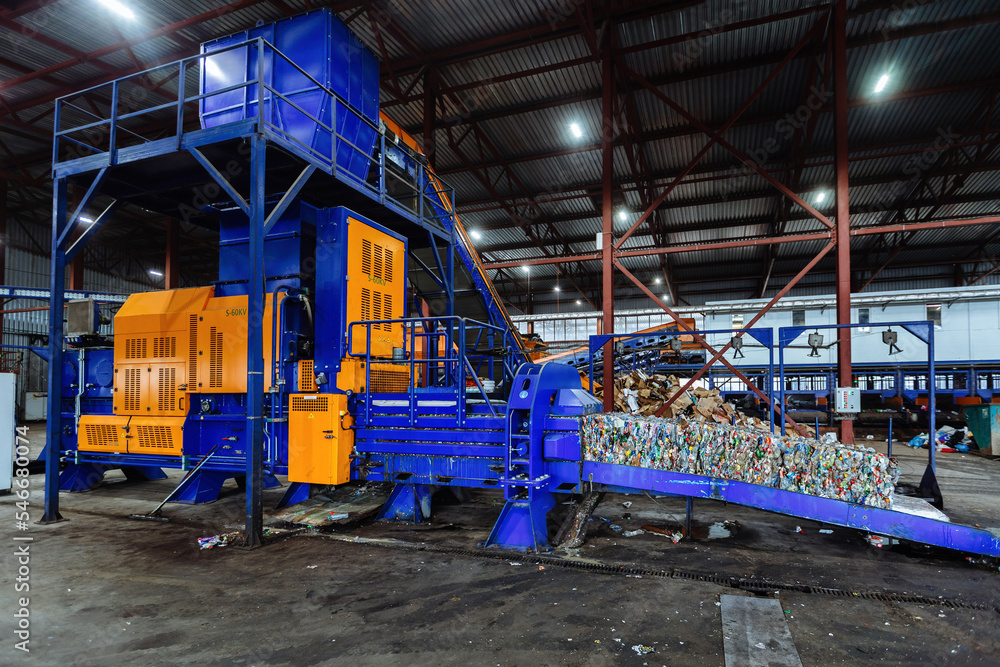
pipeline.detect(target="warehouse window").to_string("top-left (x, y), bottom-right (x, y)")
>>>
top-left (927, 304), bottom-right (942, 327)
top-left (731, 313), bottom-right (744, 329)
top-left (792, 310), bottom-right (805, 326)
top-left (858, 308), bottom-right (870, 333)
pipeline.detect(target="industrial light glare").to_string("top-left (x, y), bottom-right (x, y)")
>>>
top-left (204, 58), bottom-right (224, 80)
top-left (554, 286), bottom-right (560, 292)
top-left (815, 191), bottom-right (826, 203)
top-left (97, 0), bottom-right (135, 19)
top-left (873, 73), bottom-right (890, 93)
top-left (148, 270), bottom-right (163, 277)
top-left (662, 294), bottom-right (668, 301)
top-left (80, 216), bottom-right (94, 223)
top-left (569, 122), bottom-right (583, 138)
top-left (521, 265), bottom-right (530, 273)
top-left (617, 210), bottom-right (627, 221)
top-left (470, 230), bottom-right (482, 240)
top-left (654, 277), bottom-right (661, 284)
top-left (576, 300), bottom-right (581, 305)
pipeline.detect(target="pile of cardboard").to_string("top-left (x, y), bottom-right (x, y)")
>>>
top-left (595, 371), bottom-right (814, 438)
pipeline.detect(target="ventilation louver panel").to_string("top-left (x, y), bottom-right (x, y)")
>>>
top-left (298, 360), bottom-right (315, 392)
top-left (136, 425), bottom-right (173, 449)
top-left (362, 238), bottom-right (372, 276)
top-left (209, 327), bottom-right (223, 388)
top-left (291, 396), bottom-right (329, 412)
top-left (152, 336), bottom-right (176, 358)
top-left (369, 365), bottom-right (410, 393)
top-left (84, 423), bottom-right (120, 450)
top-left (374, 243), bottom-right (383, 281)
top-left (373, 291), bottom-right (383, 330)
top-left (188, 314), bottom-right (198, 387)
top-left (124, 368), bottom-right (142, 412)
top-left (125, 338), bottom-right (147, 359)
top-left (361, 288), bottom-right (371, 322)
top-left (158, 367), bottom-right (176, 412)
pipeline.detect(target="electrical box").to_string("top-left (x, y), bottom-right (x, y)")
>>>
top-left (288, 393), bottom-right (352, 485)
top-left (834, 387), bottom-right (860, 413)
top-left (65, 298), bottom-right (99, 339)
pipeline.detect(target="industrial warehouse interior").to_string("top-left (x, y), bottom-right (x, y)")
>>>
top-left (1, 0), bottom-right (1000, 664)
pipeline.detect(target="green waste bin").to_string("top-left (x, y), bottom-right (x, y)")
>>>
top-left (964, 405), bottom-right (1000, 455)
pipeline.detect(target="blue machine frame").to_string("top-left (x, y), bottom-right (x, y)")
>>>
top-left (43, 11), bottom-right (1000, 559)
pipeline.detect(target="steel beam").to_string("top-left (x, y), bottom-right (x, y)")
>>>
top-left (601, 28), bottom-right (613, 412)
top-left (244, 132), bottom-right (266, 549)
top-left (42, 178), bottom-right (67, 523)
top-left (833, 0), bottom-right (853, 444)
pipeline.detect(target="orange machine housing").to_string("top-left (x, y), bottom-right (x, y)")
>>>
top-left (79, 286), bottom-right (282, 456)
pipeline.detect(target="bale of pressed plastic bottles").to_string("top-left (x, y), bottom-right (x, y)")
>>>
top-left (580, 412), bottom-right (898, 509)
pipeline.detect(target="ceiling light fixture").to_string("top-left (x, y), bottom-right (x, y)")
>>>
top-left (873, 73), bottom-right (890, 94)
top-left (470, 230), bottom-right (482, 240)
top-left (149, 270), bottom-right (163, 277)
top-left (569, 122), bottom-right (583, 139)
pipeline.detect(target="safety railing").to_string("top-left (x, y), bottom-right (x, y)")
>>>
top-left (347, 316), bottom-right (519, 426)
top-left (52, 37), bottom-right (457, 237)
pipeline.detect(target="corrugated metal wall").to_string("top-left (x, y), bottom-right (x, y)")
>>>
top-left (1, 236), bottom-right (155, 416)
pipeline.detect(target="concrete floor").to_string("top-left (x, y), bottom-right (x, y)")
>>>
top-left (1, 426), bottom-right (998, 665)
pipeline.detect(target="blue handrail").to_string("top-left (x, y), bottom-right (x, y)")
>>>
top-left (347, 316), bottom-right (516, 426)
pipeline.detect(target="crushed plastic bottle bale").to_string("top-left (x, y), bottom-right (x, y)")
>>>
top-left (581, 412), bottom-right (898, 508)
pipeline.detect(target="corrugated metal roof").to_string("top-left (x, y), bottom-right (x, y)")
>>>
top-left (0, 0), bottom-right (997, 312)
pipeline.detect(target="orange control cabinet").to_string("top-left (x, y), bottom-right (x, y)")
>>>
top-left (287, 393), bottom-right (352, 485)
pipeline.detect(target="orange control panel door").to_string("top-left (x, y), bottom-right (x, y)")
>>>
top-left (288, 394), bottom-right (352, 485)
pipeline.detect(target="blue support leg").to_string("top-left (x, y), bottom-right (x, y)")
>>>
top-left (377, 483), bottom-right (432, 523)
top-left (170, 470), bottom-right (230, 505)
top-left (274, 482), bottom-right (311, 509)
top-left (58, 463), bottom-right (108, 492)
top-left (483, 492), bottom-right (555, 552)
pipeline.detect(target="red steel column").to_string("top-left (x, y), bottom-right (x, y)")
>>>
top-left (833, 0), bottom-right (854, 444)
top-left (69, 256), bottom-right (84, 290)
top-left (601, 28), bottom-right (614, 412)
top-left (165, 218), bottom-right (180, 289)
